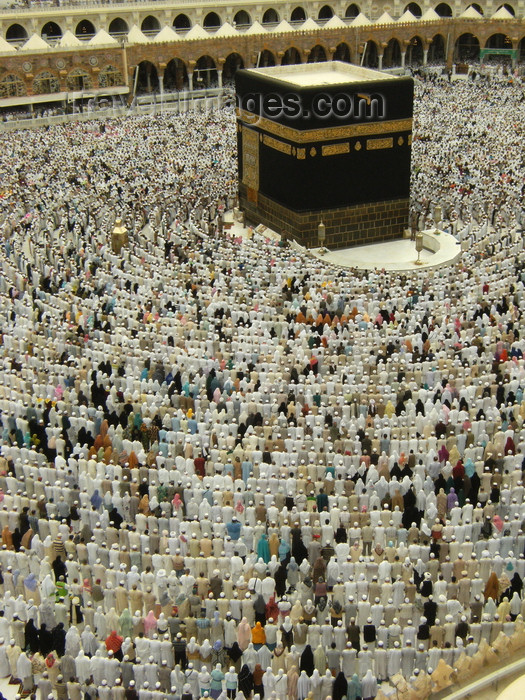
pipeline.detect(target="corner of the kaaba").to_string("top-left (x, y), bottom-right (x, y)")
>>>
top-left (236, 62), bottom-right (414, 250)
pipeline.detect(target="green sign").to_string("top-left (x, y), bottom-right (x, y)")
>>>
top-left (479, 48), bottom-right (518, 59)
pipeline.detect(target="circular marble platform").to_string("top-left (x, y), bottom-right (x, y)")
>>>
top-left (310, 229), bottom-right (463, 271)
top-left (224, 212), bottom-right (462, 273)
top-left (496, 673), bottom-right (525, 700)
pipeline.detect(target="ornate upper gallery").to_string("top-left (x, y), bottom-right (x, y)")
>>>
top-left (0, 0), bottom-right (523, 105)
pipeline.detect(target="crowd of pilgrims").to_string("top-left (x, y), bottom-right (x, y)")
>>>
top-left (0, 70), bottom-right (523, 700)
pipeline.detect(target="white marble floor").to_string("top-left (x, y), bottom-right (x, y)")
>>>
top-left (224, 211), bottom-right (462, 272)
top-left (310, 231), bottom-right (462, 271)
top-left (496, 672), bottom-right (525, 700)
top-left (0, 677), bottom-right (21, 699)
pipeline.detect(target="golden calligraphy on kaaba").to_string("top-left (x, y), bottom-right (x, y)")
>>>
top-left (262, 134), bottom-right (292, 156)
top-left (242, 126), bottom-right (259, 191)
top-left (322, 143), bottom-right (351, 157)
top-left (366, 137), bottom-right (394, 150)
top-left (236, 109), bottom-right (412, 144)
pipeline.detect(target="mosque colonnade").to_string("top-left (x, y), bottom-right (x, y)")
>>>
top-left (0, 18), bottom-right (525, 101)
top-left (2, 1), bottom-right (524, 42)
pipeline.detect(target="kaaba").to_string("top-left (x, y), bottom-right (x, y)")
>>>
top-left (236, 62), bottom-right (414, 249)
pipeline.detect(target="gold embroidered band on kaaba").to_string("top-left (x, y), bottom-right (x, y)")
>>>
top-left (236, 109), bottom-right (412, 144)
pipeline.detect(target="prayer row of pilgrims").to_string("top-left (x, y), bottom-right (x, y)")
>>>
top-left (0, 68), bottom-right (523, 700)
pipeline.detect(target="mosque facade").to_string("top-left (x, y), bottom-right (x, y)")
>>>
top-left (0, 1), bottom-right (523, 108)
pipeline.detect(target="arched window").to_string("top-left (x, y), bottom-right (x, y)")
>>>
top-left (6, 24), bottom-right (28, 42)
top-left (173, 14), bottom-right (191, 31)
top-left (0, 74), bottom-right (26, 98)
top-left (108, 18), bottom-right (129, 36)
top-left (33, 71), bottom-right (60, 95)
top-left (66, 69), bottom-right (93, 92)
top-left (141, 16), bottom-right (161, 36)
top-left (75, 19), bottom-right (96, 39)
top-left (99, 65), bottom-right (124, 88)
top-left (318, 5), bottom-right (334, 20)
top-left (434, 3), bottom-right (452, 16)
top-left (203, 12), bottom-right (221, 30)
top-left (41, 22), bottom-right (62, 40)
top-left (233, 10), bottom-right (251, 27)
top-left (290, 7), bottom-right (306, 23)
top-left (262, 9), bottom-right (279, 25)
top-left (345, 4), bottom-right (360, 18)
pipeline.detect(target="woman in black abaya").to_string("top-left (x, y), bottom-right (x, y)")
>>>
top-left (238, 664), bottom-right (254, 698)
top-left (299, 644), bottom-right (314, 676)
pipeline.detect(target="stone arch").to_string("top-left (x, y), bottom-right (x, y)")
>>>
top-left (173, 14), bottom-right (191, 31)
top-left (41, 21), bottom-right (62, 40)
top-left (404, 2), bottom-right (422, 17)
top-left (140, 15), bottom-right (161, 36)
top-left (164, 57), bottom-right (188, 90)
top-left (223, 53), bottom-right (245, 82)
top-left (407, 35), bottom-right (424, 65)
top-left (345, 4), bottom-right (360, 18)
top-left (203, 12), bottom-right (221, 30)
top-left (383, 38), bottom-right (402, 67)
top-left (362, 40), bottom-right (378, 67)
top-left (75, 19), bottom-right (96, 40)
top-left (308, 44), bottom-right (328, 62)
top-left (281, 46), bottom-right (302, 65)
top-left (262, 9), bottom-right (280, 25)
top-left (318, 5), bottom-right (334, 20)
top-left (434, 3), bottom-right (452, 16)
top-left (233, 10), bottom-right (251, 27)
top-left (32, 70), bottom-right (60, 95)
top-left (496, 3), bottom-right (515, 15)
top-left (484, 33), bottom-right (514, 64)
top-left (194, 55), bottom-right (218, 87)
top-left (428, 33), bottom-right (445, 62)
top-left (485, 33), bottom-right (513, 48)
top-left (135, 60), bottom-right (159, 93)
top-left (334, 42), bottom-right (351, 62)
top-left (0, 72), bottom-right (26, 98)
top-left (454, 32), bottom-right (480, 61)
top-left (99, 65), bottom-right (124, 88)
top-left (66, 68), bottom-right (93, 91)
top-left (6, 23), bottom-right (27, 42)
top-left (258, 49), bottom-right (276, 67)
top-left (290, 7), bottom-right (306, 23)
top-left (108, 17), bottom-right (128, 36)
